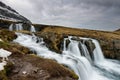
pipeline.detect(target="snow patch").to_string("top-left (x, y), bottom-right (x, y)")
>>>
top-left (0, 48), bottom-right (12, 61)
top-left (0, 48), bottom-right (12, 71)
top-left (0, 61), bottom-right (7, 71)
top-left (0, 6), bottom-right (20, 16)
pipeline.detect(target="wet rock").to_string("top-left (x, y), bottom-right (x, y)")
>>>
top-left (84, 40), bottom-right (95, 60)
top-left (65, 39), bottom-right (71, 50)
top-left (78, 42), bottom-right (85, 56)
top-left (100, 39), bottom-right (120, 59)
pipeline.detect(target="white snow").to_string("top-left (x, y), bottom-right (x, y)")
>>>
top-left (0, 48), bottom-right (12, 61)
top-left (0, 61), bottom-right (7, 71)
top-left (0, 6), bottom-right (20, 16)
top-left (0, 48), bottom-right (12, 71)
top-left (0, 14), bottom-right (21, 22)
top-left (0, 6), bottom-right (22, 22)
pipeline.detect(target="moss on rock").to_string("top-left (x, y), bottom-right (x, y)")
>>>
top-left (0, 70), bottom-right (8, 80)
top-left (36, 32), bottom-right (64, 53)
top-left (0, 29), bottom-right (17, 42)
top-left (0, 61), bottom-right (14, 80)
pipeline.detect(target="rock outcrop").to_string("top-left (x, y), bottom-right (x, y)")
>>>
top-left (0, 1), bottom-right (31, 29)
top-left (36, 32), bottom-right (64, 53)
top-left (0, 1), bottom-right (30, 23)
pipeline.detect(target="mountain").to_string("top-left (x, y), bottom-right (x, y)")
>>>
top-left (115, 29), bottom-right (120, 32)
top-left (0, 1), bottom-right (30, 23)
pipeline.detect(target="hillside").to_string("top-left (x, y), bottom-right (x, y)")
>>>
top-left (114, 29), bottom-right (120, 35)
top-left (0, 1), bottom-right (30, 23)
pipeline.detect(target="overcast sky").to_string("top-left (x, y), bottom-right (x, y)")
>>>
top-left (1, 0), bottom-right (120, 31)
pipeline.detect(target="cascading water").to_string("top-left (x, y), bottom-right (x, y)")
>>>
top-left (16, 23), bottom-right (23, 31)
top-left (9, 24), bottom-right (13, 31)
top-left (9, 23), bottom-right (36, 32)
top-left (9, 23), bottom-right (23, 31)
top-left (13, 33), bottom-right (120, 80)
top-left (92, 39), bottom-right (120, 80)
top-left (92, 39), bottom-right (104, 63)
top-left (14, 33), bottom-right (94, 80)
top-left (79, 42), bottom-right (92, 63)
top-left (30, 25), bottom-right (36, 32)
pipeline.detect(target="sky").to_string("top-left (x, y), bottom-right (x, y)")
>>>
top-left (1, 0), bottom-right (120, 31)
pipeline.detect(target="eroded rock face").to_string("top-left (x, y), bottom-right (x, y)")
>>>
top-left (84, 40), bottom-right (95, 60)
top-left (0, 1), bottom-right (30, 23)
top-left (100, 40), bottom-right (120, 59)
top-left (36, 32), bottom-right (64, 53)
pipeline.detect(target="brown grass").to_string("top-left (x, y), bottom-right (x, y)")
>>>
top-left (24, 55), bottom-right (78, 79)
top-left (39, 26), bottom-right (120, 41)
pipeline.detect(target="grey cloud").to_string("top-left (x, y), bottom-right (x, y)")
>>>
top-left (1, 0), bottom-right (120, 31)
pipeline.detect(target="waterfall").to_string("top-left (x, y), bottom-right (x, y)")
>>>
top-left (13, 33), bottom-right (120, 80)
top-left (9, 23), bottom-right (23, 31)
top-left (92, 39), bottom-right (120, 76)
top-left (30, 25), bottom-right (36, 32)
top-left (15, 23), bottom-right (23, 31)
top-left (9, 24), bottom-right (36, 32)
top-left (80, 42), bottom-right (92, 63)
top-left (92, 39), bottom-right (104, 63)
top-left (9, 24), bottom-right (13, 31)
top-left (67, 40), bottom-right (81, 57)
top-left (14, 33), bottom-right (94, 80)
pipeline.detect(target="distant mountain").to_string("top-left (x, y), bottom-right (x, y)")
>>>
top-left (115, 29), bottom-right (120, 32)
top-left (0, 1), bottom-right (31, 23)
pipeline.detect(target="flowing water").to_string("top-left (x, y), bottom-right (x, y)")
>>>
top-left (13, 33), bottom-right (120, 80)
top-left (9, 23), bottom-right (36, 32)
top-left (15, 24), bottom-right (23, 31)
top-left (30, 25), bottom-right (36, 32)
top-left (9, 23), bottom-right (23, 31)
top-left (9, 24), bottom-right (13, 31)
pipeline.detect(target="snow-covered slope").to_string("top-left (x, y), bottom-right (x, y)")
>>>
top-left (0, 1), bottom-right (30, 23)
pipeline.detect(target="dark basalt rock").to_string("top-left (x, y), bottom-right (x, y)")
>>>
top-left (65, 39), bottom-right (71, 50)
top-left (84, 40), bottom-right (95, 60)
top-left (100, 39), bottom-right (120, 59)
top-left (0, 1), bottom-right (31, 23)
top-left (0, 1), bottom-right (31, 29)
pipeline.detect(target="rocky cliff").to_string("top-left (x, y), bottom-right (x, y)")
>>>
top-left (0, 1), bottom-right (30, 23)
top-left (0, 1), bottom-right (31, 29)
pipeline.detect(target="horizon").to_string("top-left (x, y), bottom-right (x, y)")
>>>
top-left (1, 0), bottom-right (120, 31)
